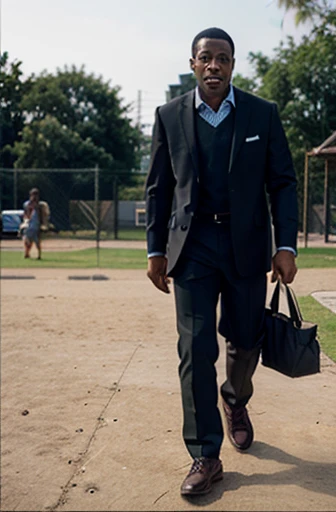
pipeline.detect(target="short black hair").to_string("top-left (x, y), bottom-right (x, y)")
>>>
top-left (29, 187), bottom-right (40, 196)
top-left (191, 27), bottom-right (235, 58)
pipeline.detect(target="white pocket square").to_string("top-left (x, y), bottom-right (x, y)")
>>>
top-left (245, 135), bottom-right (260, 142)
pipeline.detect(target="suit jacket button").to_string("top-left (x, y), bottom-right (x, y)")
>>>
top-left (181, 225), bottom-right (188, 231)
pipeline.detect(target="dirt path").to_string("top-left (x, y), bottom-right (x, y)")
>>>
top-left (1, 268), bottom-right (336, 511)
top-left (1, 237), bottom-right (147, 251)
top-left (1, 231), bottom-right (335, 252)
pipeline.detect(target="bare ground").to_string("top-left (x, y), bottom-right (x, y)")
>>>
top-left (1, 268), bottom-right (336, 511)
top-left (1, 231), bottom-right (336, 252)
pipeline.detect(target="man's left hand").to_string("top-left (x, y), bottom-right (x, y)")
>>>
top-left (271, 250), bottom-right (297, 284)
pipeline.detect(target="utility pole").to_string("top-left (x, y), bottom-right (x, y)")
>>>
top-left (136, 90), bottom-right (142, 128)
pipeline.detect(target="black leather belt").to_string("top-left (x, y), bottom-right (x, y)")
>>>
top-left (195, 212), bottom-right (230, 223)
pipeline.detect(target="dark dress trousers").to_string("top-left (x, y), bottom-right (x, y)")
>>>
top-left (146, 87), bottom-right (298, 459)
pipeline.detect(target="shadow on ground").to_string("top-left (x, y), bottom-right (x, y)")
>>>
top-left (183, 441), bottom-right (336, 507)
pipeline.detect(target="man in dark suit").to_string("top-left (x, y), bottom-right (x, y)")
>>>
top-left (146, 27), bottom-right (298, 496)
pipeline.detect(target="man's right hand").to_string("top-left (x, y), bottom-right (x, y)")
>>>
top-left (147, 256), bottom-right (171, 294)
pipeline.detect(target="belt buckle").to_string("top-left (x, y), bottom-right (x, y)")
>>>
top-left (214, 213), bottom-right (222, 224)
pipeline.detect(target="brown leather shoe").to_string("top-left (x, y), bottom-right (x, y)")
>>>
top-left (222, 400), bottom-right (254, 451)
top-left (180, 457), bottom-right (223, 496)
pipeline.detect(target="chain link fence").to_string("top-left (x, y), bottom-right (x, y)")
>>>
top-left (1, 165), bottom-right (335, 262)
top-left (0, 168), bottom-right (147, 265)
top-left (302, 158), bottom-right (336, 245)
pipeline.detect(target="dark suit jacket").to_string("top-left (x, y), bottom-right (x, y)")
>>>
top-left (146, 87), bottom-right (298, 277)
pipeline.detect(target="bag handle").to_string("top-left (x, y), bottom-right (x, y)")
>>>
top-left (269, 280), bottom-right (302, 328)
top-left (285, 284), bottom-right (303, 328)
top-left (270, 279), bottom-right (281, 314)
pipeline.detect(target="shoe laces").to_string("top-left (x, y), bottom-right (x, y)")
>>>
top-left (228, 406), bottom-right (248, 430)
top-left (189, 457), bottom-right (206, 475)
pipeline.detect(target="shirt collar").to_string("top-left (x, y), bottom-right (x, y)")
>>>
top-left (195, 83), bottom-right (235, 111)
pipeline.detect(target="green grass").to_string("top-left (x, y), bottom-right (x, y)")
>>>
top-left (1, 247), bottom-right (335, 270)
top-left (0, 248), bottom-right (147, 269)
top-left (297, 247), bottom-right (336, 268)
top-left (56, 229), bottom-right (146, 241)
top-left (118, 229), bottom-right (146, 240)
top-left (298, 296), bottom-right (336, 362)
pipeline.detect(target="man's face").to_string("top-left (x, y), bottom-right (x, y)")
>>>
top-left (190, 38), bottom-right (235, 101)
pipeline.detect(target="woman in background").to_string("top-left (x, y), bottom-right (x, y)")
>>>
top-left (21, 188), bottom-right (49, 259)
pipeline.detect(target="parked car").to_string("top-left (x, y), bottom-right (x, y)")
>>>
top-left (1, 209), bottom-right (24, 238)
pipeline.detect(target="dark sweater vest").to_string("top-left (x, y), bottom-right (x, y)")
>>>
top-left (195, 109), bottom-right (235, 214)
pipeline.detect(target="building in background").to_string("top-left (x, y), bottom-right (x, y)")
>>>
top-left (166, 74), bottom-right (196, 102)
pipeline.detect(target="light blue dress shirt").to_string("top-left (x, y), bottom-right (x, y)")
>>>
top-left (195, 83), bottom-right (235, 127)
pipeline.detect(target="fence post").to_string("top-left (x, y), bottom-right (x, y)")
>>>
top-left (324, 159), bottom-right (330, 244)
top-left (114, 175), bottom-right (119, 240)
top-left (0, 173), bottom-right (2, 213)
top-left (13, 169), bottom-right (18, 209)
top-left (95, 165), bottom-right (100, 267)
top-left (303, 153), bottom-right (309, 248)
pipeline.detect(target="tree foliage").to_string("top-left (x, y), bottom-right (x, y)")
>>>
top-left (0, 63), bottom-right (142, 177)
top-left (0, 52), bottom-right (29, 167)
top-left (0, 60), bottom-right (144, 227)
top-left (232, 73), bottom-right (256, 93)
top-left (277, 0), bottom-right (336, 27)
top-left (238, 8), bottom-right (336, 226)
top-left (13, 114), bottom-right (114, 169)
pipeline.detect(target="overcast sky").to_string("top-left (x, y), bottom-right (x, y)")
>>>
top-left (1, 0), bottom-right (310, 131)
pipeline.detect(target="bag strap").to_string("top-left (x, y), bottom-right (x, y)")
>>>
top-left (269, 280), bottom-right (302, 328)
top-left (270, 280), bottom-right (281, 314)
top-left (284, 284), bottom-right (303, 328)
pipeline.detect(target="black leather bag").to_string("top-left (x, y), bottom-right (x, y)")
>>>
top-left (262, 280), bottom-right (320, 378)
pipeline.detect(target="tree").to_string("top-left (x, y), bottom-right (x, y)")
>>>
top-left (240, 20), bottom-right (336, 228)
top-left (119, 174), bottom-right (146, 200)
top-left (13, 115), bottom-right (114, 169)
top-left (0, 60), bottom-right (144, 227)
top-left (0, 52), bottom-right (29, 167)
top-left (232, 73), bottom-right (256, 93)
top-left (277, 0), bottom-right (336, 27)
top-left (14, 65), bottom-right (141, 177)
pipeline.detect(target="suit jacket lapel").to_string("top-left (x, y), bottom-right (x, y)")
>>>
top-left (229, 87), bottom-right (251, 172)
top-left (179, 91), bottom-right (199, 176)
